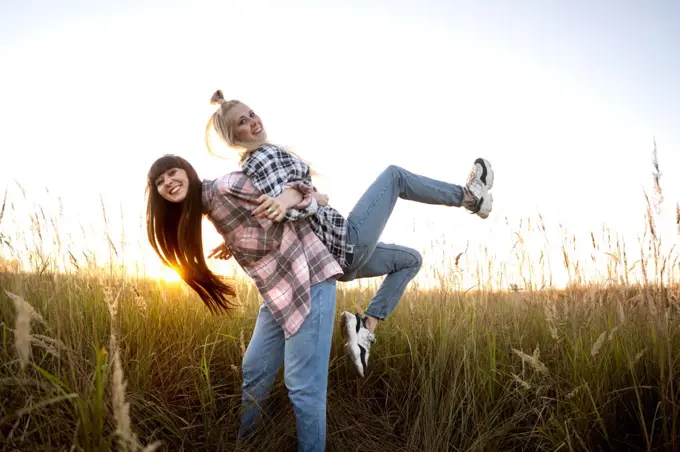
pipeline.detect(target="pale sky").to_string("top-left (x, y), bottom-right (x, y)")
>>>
top-left (1, 0), bottom-right (679, 287)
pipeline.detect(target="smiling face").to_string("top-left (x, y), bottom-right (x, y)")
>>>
top-left (225, 102), bottom-right (267, 146)
top-left (155, 167), bottom-right (189, 203)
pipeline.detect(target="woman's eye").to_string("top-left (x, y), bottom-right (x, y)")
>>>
top-left (239, 118), bottom-right (247, 125)
top-left (249, 111), bottom-right (255, 117)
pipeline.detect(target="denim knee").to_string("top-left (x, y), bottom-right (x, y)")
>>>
top-left (410, 249), bottom-right (423, 272)
top-left (385, 164), bottom-right (403, 177)
top-left (241, 350), bottom-right (259, 387)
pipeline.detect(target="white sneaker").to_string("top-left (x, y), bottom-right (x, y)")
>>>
top-left (340, 311), bottom-right (375, 377)
top-left (465, 158), bottom-right (494, 219)
top-left (467, 158), bottom-right (494, 190)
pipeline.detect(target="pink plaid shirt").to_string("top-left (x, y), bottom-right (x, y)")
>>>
top-left (202, 172), bottom-right (343, 338)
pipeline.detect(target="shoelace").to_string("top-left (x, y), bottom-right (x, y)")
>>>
top-left (466, 165), bottom-right (477, 187)
top-left (359, 315), bottom-right (377, 343)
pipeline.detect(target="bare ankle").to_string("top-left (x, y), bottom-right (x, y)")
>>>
top-left (364, 315), bottom-right (380, 333)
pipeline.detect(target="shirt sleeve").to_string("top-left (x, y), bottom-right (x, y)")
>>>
top-left (214, 172), bottom-right (261, 202)
top-left (242, 146), bottom-right (318, 222)
top-left (242, 146), bottom-right (312, 196)
top-left (208, 173), bottom-right (282, 265)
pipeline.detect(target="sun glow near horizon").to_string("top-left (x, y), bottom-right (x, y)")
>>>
top-left (152, 265), bottom-right (183, 283)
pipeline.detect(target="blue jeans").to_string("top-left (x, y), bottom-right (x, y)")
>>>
top-left (339, 165), bottom-right (464, 319)
top-left (239, 279), bottom-right (336, 452)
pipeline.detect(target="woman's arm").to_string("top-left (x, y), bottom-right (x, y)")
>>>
top-left (206, 173), bottom-right (318, 261)
top-left (251, 187), bottom-right (315, 222)
top-left (208, 242), bottom-right (233, 260)
top-left (242, 146), bottom-right (318, 221)
top-left (242, 145), bottom-right (312, 195)
top-left (311, 192), bottom-right (329, 206)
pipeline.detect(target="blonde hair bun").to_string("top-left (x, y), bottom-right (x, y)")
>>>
top-left (210, 90), bottom-right (225, 105)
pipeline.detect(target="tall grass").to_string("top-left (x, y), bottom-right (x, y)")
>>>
top-left (2, 270), bottom-right (679, 451)
top-left (1, 147), bottom-right (679, 450)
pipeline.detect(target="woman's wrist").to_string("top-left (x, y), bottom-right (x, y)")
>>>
top-left (277, 188), bottom-right (303, 209)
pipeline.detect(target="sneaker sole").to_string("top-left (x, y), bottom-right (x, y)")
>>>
top-left (339, 312), bottom-right (365, 377)
top-left (477, 189), bottom-right (492, 219)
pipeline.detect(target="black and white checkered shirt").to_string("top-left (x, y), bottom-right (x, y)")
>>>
top-left (242, 145), bottom-right (353, 267)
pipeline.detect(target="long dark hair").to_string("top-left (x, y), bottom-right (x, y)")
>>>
top-left (146, 154), bottom-right (237, 311)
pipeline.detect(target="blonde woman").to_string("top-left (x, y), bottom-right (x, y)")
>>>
top-left (205, 91), bottom-right (495, 377)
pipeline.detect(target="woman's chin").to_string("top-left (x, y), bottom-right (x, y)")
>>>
top-left (248, 136), bottom-right (267, 148)
top-left (165, 194), bottom-right (187, 203)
